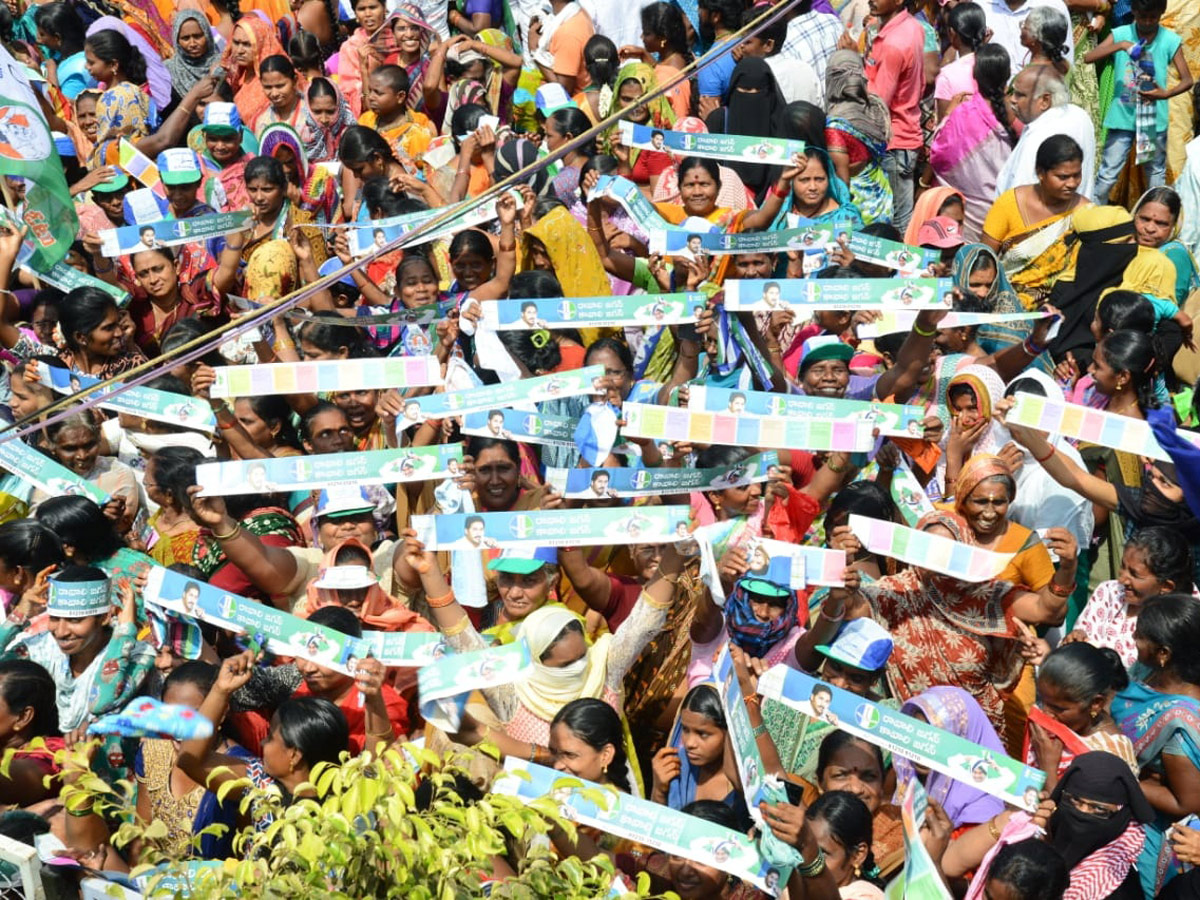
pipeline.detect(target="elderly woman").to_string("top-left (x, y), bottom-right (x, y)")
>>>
top-left (820, 511), bottom-right (1066, 737)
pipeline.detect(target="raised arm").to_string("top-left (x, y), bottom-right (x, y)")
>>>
top-left (186, 488), bottom-right (300, 601)
top-left (175, 650), bottom-right (257, 800)
top-left (1002, 410), bottom-right (1118, 511)
top-left (603, 541), bottom-right (683, 688)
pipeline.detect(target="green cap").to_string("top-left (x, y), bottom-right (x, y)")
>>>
top-left (488, 547), bottom-right (557, 574)
top-left (90, 171), bottom-right (131, 194)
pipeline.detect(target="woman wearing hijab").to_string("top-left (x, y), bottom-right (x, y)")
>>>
top-left (219, 14), bottom-right (286, 126)
top-left (398, 530), bottom-right (681, 767)
top-left (492, 138), bottom-right (551, 198)
top-left (166, 10), bottom-right (218, 99)
top-left (706, 57), bottom-right (786, 198)
top-left (893, 687), bottom-right (1007, 829)
top-left (962, 752), bottom-right (1151, 900)
top-left (823, 49), bottom-right (892, 226)
top-left (827, 511), bottom-right (1059, 736)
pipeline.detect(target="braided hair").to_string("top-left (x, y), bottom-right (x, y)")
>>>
top-left (974, 44), bottom-right (1018, 146)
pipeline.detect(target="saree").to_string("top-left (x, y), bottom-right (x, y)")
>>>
top-left (89, 81), bottom-right (155, 167)
top-left (893, 686), bottom-right (1007, 827)
top-left (860, 512), bottom-right (1025, 735)
top-left (259, 124), bottom-right (339, 224)
top-left (927, 92), bottom-right (1009, 244)
top-left (192, 506), bottom-right (305, 602)
top-left (390, 6), bottom-right (436, 114)
top-left (220, 15), bottom-right (285, 126)
top-left (994, 192), bottom-right (1085, 310)
top-left (1112, 681), bottom-right (1200, 897)
top-left (826, 117), bottom-right (892, 226)
top-left (523, 206), bottom-right (611, 342)
top-left (610, 62), bottom-right (677, 164)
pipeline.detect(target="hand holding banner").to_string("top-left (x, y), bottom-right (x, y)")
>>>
top-left (689, 386), bottom-right (926, 438)
top-left (411, 506), bottom-right (692, 550)
top-left (756, 665), bottom-right (1045, 811)
top-left (848, 514), bottom-right (1014, 582)
top-left (620, 402), bottom-right (876, 453)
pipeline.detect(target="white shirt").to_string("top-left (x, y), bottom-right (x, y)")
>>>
top-left (983, 0), bottom-right (1074, 74)
top-left (768, 56), bottom-right (824, 107)
top-left (994, 103), bottom-right (1095, 200)
top-left (579, 0), bottom-right (654, 51)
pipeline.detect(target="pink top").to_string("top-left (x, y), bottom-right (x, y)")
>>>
top-left (864, 10), bottom-right (926, 150)
top-left (934, 53), bottom-right (977, 102)
top-left (687, 625), bottom-right (804, 688)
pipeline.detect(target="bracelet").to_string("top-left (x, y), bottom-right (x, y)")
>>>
top-left (217, 417), bottom-right (237, 430)
top-left (426, 589), bottom-right (456, 609)
top-left (765, 343), bottom-right (781, 354)
top-left (210, 522), bottom-right (242, 541)
top-left (528, 743), bottom-right (539, 763)
top-left (771, 181), bottom-right (791, 199)
top-left (1033, 444), bottom-right (1056, 464)
top-left (178, 105), bottom-right (194, 118)
top-left (1023, 337), bottom-right (1046, 356)
top-left (498, 241), bottom-right (516, 253)
top-left (826, 458), bottom-right (848, 473)
top-left (66, 804), bottom-right (95, 818)
top-left (752, 722), bottom-right (768, 738)
top-left (443, 615), bottom-right (472, 637)
top-left (988, 815), bottom-right (1002, 840)
top-left (1048, 579), bottom-right (1074, 598)
top-left (821, 605), bottom-right (845, 624)
top-left (798, 849), bottom-right (826, 878)
top-left (913, 321), bottom-right (938, 338)
top-left (745, 694), bottom-right (761, 709)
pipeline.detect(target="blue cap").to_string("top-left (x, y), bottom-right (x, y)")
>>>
top-left (203, 102), bottom-right (242, 135)
top-left (319, 256), bottom-right (357, 289)
top-left (816, 618), bottom-right (893, 672)
top-left (739, 554), bottom-right (793, 599)
top-left (52, 132), bottom-right (76, 158)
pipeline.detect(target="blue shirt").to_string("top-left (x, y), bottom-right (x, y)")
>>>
top-left (697, 37), bottom-right (738, 99)
top-left (1104, 23), bottom-right (1182, 132)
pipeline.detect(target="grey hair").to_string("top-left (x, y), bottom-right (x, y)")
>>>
top-left (1025, 7), bottom-right (1069, 65)
top-left (1029, 64), bottom-right (1070, 107)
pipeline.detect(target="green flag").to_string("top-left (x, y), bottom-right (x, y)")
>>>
top-left (0, 99), bottom-right (78, 270)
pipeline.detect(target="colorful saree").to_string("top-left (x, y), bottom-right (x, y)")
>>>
top-left (930, 92), bottom-right (1013, 242)
top-left (1112, 681), bottom-right (1200, 897)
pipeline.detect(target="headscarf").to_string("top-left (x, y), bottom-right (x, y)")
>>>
top-left (165, 10), bottom-right (217, 97)
top-left (513, 605), bottom-right (612, 721)
top-left (301, 80), bottom-right (357, 163)
top-left (475, 28), bottom-right (514, 117)
top-left (243, 239), bottom-right (298, 304)
top-left (953, 455), bottom-right (1016, 523)
top-left (944, 364), bottom-right (1009, 455)
top-left (712, 57), bottom-right (786, 195)
top-left (1048, 752), bottom-right (1151, 898)
top-left (442, 79), bottom-right (489, 136)
top-left (259, 122), bottom-right (311, 183)
top-left (1108, 246), bottom-right (1178, 303)
top-left (724, 579), bottom-right (799, 659)
top-left (304, 538), bottom-right (434, 633)
top-left (904, 186), bottom-right (965, 246)
top-left (85, 16), bottom-right (171, 109)
top-left (615, 61), bottom-right (677, 131)
top-left (493, 138), bottom-right (550, 197)
top-left (825, 49), bottom-right (890, 147)
top-left (1134, 186), bottom-right (1200, 303)
top-left (523, 206), bottom-right (611, 298)
top-left (953, 244), bottom-right (1019, 313)
top-left (893, 686), bottom-right (1007, 827)
top-left (1047, 206), bottom-right (1139, 368)
top-left (219, 15), bottom-right (285, 125)
top-left (390, 6), bottom-right (436, 113)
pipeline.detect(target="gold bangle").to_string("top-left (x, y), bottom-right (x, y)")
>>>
top-left (642, 589), bottom-right (674, 610)
top-left (443, 615), bottom-right (472, 637)
top-left (988, 815), bottom-right (1002, 840)
top-left (210, 522), bottom-right (242, 541)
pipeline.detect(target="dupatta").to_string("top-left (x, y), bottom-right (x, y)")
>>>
top-left (220, 15), bottom-right (285, 126)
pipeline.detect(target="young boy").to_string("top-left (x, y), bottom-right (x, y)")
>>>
top-left (358, 65), bottom-right (434, 162)
top-left (1085, 0), bottom-right (1193, 201)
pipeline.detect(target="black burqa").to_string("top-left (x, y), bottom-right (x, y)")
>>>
top-left (704, 58), bottom-right (787, 200)
top-left (1046, 219), bottom-right (1138, 368)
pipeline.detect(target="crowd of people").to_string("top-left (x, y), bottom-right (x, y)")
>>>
top-left (0, 0), bottom-right (1199, 895)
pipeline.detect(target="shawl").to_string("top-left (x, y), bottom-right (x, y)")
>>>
top-left (523, 206), bottom-right (611, 298)
top-left (513, 605), bottom-right (612, 721)
top-left (303, 538), bottom-right (434, 633)
top-left (493, 138), bottom-right (551, 197)
top-left (258, 122), bottom-right (339, 222)
top-left (928, 92), bottom-right (1012, 240)
top-left (442, 78), bottom-right (488, 136)
top-left (954, 243), bottom-right (1048, 368)
top-left (165, 10), bottom-right (217, 97)
top-left (475, 28), bottom-right (514, 117)
top-left (904, 185), bottom-right (965, 246)
top-left (724, 579), bottom-right (799, 660)
top-left (944, 363), bottom-right (1009, 456)
top-left (192, 506), bottom-right (303, 580)
top-left (825, 49), bottom-right (890, 147)
top-left (300, 80), bottom-right (356, 163)
top-left (219, 15), bottom-right (284, 126)
top-left (85, 16), bottom-right (170, 110)
top-left (892, 686), bottom-right (1007, 826)
top-left (379, 7), bottom-right (435, 114)
top-left (1110, 245), bottom-right (1179, 303)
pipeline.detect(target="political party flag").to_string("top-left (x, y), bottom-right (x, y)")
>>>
top-left (0, 99), bottom-right (78, 270)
